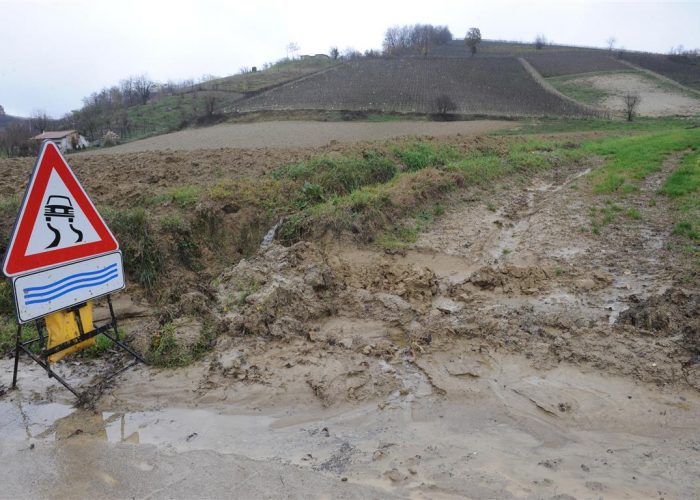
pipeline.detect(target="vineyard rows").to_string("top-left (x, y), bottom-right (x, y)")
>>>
top-left (236, 58), bottom-right (588, 117)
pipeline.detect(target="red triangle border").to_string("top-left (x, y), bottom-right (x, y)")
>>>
top-left (2, 142), bottom-right (118, 277)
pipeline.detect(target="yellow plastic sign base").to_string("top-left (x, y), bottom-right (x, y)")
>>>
top-left (45, 301), bottom-right (95, 363)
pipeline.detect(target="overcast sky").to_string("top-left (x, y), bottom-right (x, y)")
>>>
top-left (1, 0), bottom-right (699, 117)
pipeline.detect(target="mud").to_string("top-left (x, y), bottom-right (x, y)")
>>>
top-left (2, 144), bottom-right (699, 497)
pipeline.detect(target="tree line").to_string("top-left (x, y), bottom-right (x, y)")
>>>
top-left (382, 24), bottom-right (453, 57)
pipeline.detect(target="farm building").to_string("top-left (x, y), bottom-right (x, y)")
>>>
top-left (32, 130), bottom-right (89, 152)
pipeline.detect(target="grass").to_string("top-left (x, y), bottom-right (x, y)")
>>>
top-left (278, 138), bottom-right (587, 244)
top-left (147, 322), bottom-right (192, 367)
top-left (273, 151), bottom-right (398, 198)
top-left (80, 329), bottom-right (125, 358)
top-left (146, 321), bottom-right (215, 368)
top-left (103, 208), bottom-right (164, 290)
top-left (201, 55), bottom-right (339, 94)
top-left (663, 150), bottom-right (700, 263)
top-left (392, 142), bottom-right (460, 171)
top-left (547, 75), bottom-right (612, 105)
top-left (149, 185), bottom-right (201, 208)
top-left (585, 127), bottom-right (700, 193)
top-left (497, 116), bottom-right (699, 135)
top-left (0, 317), bottom-right (39, 356)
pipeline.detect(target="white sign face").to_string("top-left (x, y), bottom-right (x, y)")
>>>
top-left (12, 252), bottom-right (125, 323)
top-left (25, 169), bottom-right (101, 255)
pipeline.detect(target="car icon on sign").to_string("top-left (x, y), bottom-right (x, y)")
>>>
top-left (44, 195), bottom-right (76, 223)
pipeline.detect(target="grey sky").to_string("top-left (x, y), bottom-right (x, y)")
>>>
top-left (1, 0), bottom-right (699, 117)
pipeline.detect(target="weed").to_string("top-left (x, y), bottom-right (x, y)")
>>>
top-left (625, 208), bottom-right (642, 220)
top-left (104, 208), bottom-right (164, 289)
top-left (673, 221), bottom-right (699, 239)
top-left (393, 141), bottom-right (459, 171)
top-left (296, 182), bottom-right (325, 208)
top-left (160, 214), bottom-right (187, 232)
top-left (147, 323), bottom-right (192, 367)
top-left (486, 201), bottom-right (497, 212)
top-left (80, 330), bottom-right (124, 358)
top-left (275, 151), bottom-right (396, 196)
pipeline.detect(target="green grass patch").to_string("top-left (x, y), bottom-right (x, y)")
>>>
top-left (0, 317), bottom-right (39, 356)
top-left (585, 127), bottom-right (700, 193)
top-left (280, 138), bottom-right (588, 244)
top-left (147, 322), bottom-right (192, 367)
top-left (146, 321), bottom-right (215, 368)
top-left (149, 185), bottom-right (201, 208)
top-left (499, 116), bottom-right (699, 135)
top-left (663, 150), bottom-right (700, 264)
top-left (663, 150), bottom-right (700, 197)
top-left (673, 220), bottom-right (699, 239)
top-left (547, 75), bottom-right (612, 105)
top-left (80, 329), bottom-right (125, 358)
top-left (274, 151), bottom-right (397, 198)
top-left (392, 141), bottom-right (460, 171)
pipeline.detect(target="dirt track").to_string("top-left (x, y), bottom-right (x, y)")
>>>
top-left (91, 120), bottom-right (516, 153)
top-left (2, 140), bottom-right (698, 498)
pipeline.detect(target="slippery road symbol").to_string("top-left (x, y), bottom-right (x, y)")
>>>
top-left (44, 195), bottom-right (83, 248)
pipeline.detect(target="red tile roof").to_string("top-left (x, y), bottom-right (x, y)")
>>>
top-left (32, 130), bottom-right (77, 140)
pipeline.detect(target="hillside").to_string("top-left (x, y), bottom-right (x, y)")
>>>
top-left (0, 112), bottom-right (26, 131)
top-left (235, 58), bottom-right (589, 117)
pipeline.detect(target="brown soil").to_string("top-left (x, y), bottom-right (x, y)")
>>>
top-left (2, 138), bottom-right (699, 498)
top-left (83, 120), bottom-right (517, 153)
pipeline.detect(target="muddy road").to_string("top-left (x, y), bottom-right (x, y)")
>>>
top-left (1, 143), bottom-right (699, 498)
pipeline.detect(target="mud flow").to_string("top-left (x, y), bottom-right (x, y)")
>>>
top-left (1, 156), bottom-right (699, 498)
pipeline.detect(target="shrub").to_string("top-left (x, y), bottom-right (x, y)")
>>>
top-left (102, 130), bottom-right (120, 147)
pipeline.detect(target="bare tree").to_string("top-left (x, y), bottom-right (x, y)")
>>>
top-left (329, 46), bottom-right (339, 60)
top-left (286, 42), bottom-right (300, 60)
top-left (382, 24), bottom-right (452, 57)
top-left (606, 36), bottom-right (616, 51)
top-left (435, 94), bottom-right (456, 116)
top-left (465, 27), bottom-right (482, 56)
top-left (132, 75), bottom-right (155, 105)
top-left (622, 93), bottom-right (641, 121)
top-left (203, 94), bottom-right (217, 117)
top-left (534, 34), bottom-right (547, 50)
top-left (0, 122), bottom-right (32, 157)
top-left (30, 110), bottom-right (52, 133)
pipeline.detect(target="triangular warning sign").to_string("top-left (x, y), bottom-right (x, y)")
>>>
top-left (2, 141), bottom-right (119, 277)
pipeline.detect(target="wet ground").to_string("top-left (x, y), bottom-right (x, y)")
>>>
top-left (1, 152), bottom-right (698, 498)
top-left (2, 350), bottom-right (700, 498)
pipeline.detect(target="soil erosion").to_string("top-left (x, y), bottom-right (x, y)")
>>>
top-left (1, 131), bottom-right (699, 499)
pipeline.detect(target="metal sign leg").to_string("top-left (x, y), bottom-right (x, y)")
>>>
top-left (10, 294), bottom-right (146, 399)
top-left (12, 324), bottom-right (21, 389)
